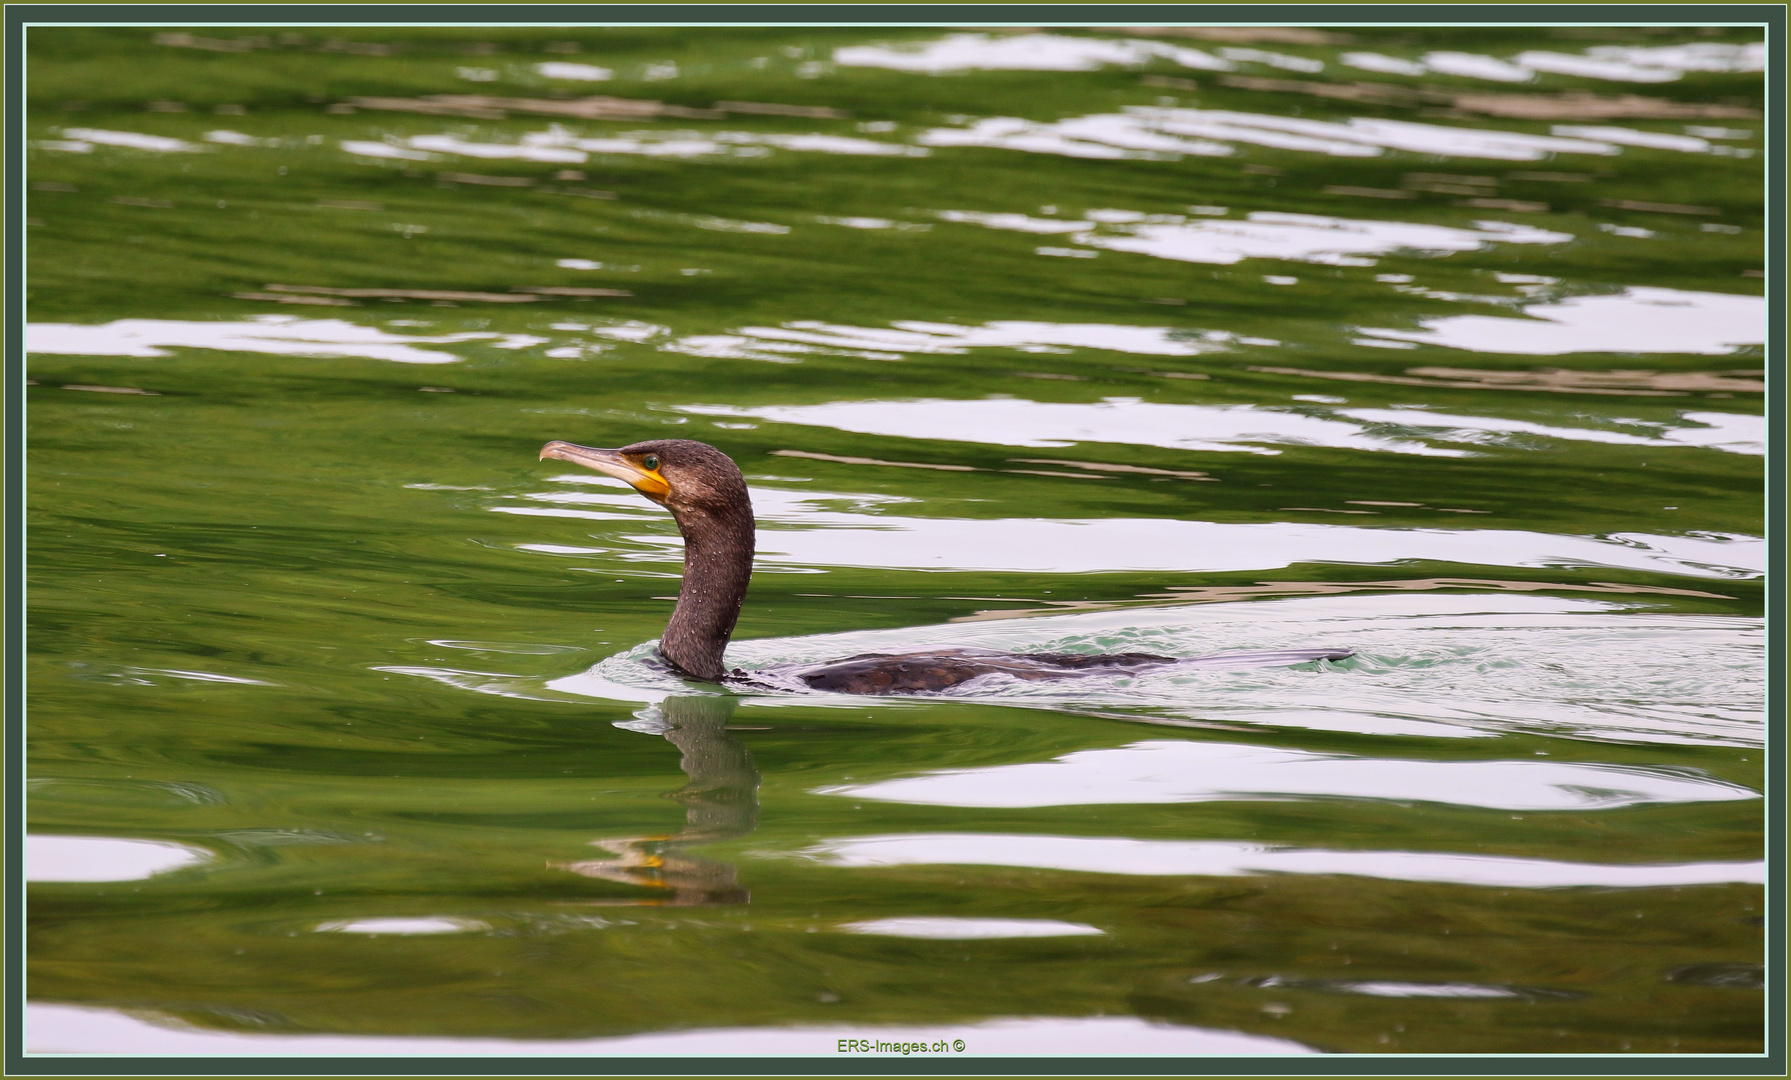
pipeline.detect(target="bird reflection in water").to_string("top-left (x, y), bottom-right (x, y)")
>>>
top-left (555, 695), bottom-right (758, 906)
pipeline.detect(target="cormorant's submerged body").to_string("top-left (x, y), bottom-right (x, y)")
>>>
top-left (760, 646), bottom-right (1351, 695)
top-left (539, 438), bottom-right (1351, 695)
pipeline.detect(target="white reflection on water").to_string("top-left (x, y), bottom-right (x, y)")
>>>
top-left (26, 836), bottom-right (209, 882)
top-left (820, 740), bottom-right (1756, 811)
top-left (1079, 213), bottom-right (1570, 266)
top-left (921, 115), bottom-right (1232, 159)
top-left (833, 34), bottom-right (1762, 82)
top-left (1316, 981), bottom-right (1523, 998)
top-left (938, 210), bottom-right (1094, 234)
top-left (407, 133), bottom-right (588, 163)
top-left (537, 61), bottom-right (612, 81)
top-left (315, 917), bottom-right (488, 934)
top-left (1338, 408), bottom-right (1765, 456)
top-left (1550, 125), bottom-right (1712, 152)
top-left (918, 107), bottom-right (1628, 162)
top-left (387, 126), bottom-right (925, 162)
top-left (118, 666), bottom-right (276, 686)
top-left (1422, 52), bottom-right (1534, 83)
top-left (1131, 108), bottom-right (1617, 160)
top-left (1219, 46), bottom-right (1325, 73)
top-left (843, 917), bottom-right (1103, 938)
top-left (53, 127), bottom-right (204, 152)
top-left (805, 833), bottom-right (1765, 888)
top-left (1222, 975), bottom-right (1552, 1000)
top-left (679, 395), bottom-right (1761, 458)
top-left (1340, 52), bottom-right (1429, 77)
top-left (25, 316), bottom-right (542, 364)
top-left (502, 483), bottom-right (1761, 581)
top-left (1396, 43), bottom-right (1763, 83)
top-left (1554, 41), bottom-right (1762, 77)
top-left (834, 32), bottom-right (1233, 73)
top-left (1355, 45), bottom-right (1759, 86)
top-left (340, 139), bottom-right (433, 161)
top-left (1512, 51), bottom-right (1684, 82)
top-left (1356, 286), bottom-right (1765, 357)
top-left (558, 595), bottom-right (1762, 748)
top-left (26, 1003), bottom-right (1314, 1055)
top-left (730, 132), bottom-right (927, 156)
top-left (941, 208), bottom-right (1569, 265)
top-left (203, 129), bottom-right (274, 147)
top-left (668, 321), bottom-right (1254, 362)
top-left (371, 664), bottom-right (589, 703)
top-left (1570, 42), bottom-right (1764, 76)
top-left (683, 397), bottom-right (1452, 454)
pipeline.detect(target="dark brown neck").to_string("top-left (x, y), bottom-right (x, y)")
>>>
top-left (658, 500), bottom-right (754, 681)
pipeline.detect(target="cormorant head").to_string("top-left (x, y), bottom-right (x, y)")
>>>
top-left (540, 438), bottom-right (749, 518)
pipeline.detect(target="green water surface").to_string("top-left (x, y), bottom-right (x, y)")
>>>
top-left (22, 25), bottom-right (1767, 1058)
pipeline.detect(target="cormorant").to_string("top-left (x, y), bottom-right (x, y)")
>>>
top-left (539, 438), bottom-right (1351, 693)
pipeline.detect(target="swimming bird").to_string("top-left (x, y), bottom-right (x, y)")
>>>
top-left (539, 438), bottom-right (1351, 693)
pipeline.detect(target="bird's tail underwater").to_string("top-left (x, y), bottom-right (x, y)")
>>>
top-left (1172, 648), bottom-right (1355, 669)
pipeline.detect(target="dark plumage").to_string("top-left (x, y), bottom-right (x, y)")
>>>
top-left (541, 438), bottom-right (750, 681)
top-left (794, 648), bottom-right (1178, 694)
top-left (540, 438), bottom-right (1351, 694)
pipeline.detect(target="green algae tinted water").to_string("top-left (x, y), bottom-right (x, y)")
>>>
top-left (22, 25), bottom-right (1767, 1057)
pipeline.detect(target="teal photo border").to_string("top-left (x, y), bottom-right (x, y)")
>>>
top-left (5, 3), bottom-right (1783, 1075)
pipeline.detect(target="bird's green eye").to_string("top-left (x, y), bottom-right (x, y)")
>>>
top-left (642, 454), bottom-right (660, 471)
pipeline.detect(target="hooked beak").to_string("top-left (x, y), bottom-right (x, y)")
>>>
top-left (540, 441), bottom-right (671, 500)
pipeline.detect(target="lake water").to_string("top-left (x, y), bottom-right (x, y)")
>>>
top-left (22, 24), bottom-right (1767, 1059)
